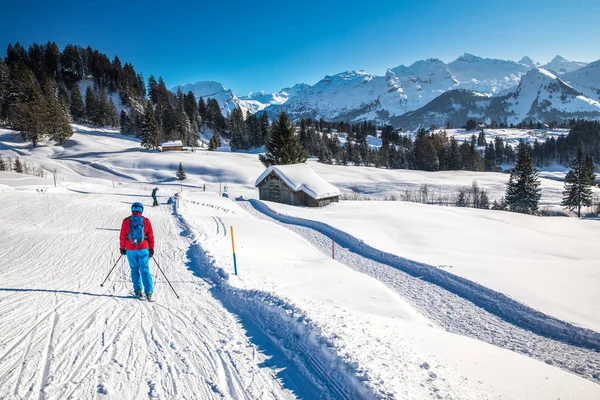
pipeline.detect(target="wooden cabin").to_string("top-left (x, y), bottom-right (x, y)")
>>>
top-left (255, 164), bottom-right (341, 207)
top-left (161, 140), bottom-right (183, 151)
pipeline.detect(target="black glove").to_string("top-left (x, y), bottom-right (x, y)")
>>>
top-left (149, 249), bottom-right (154, 258)
top-left (120, 248), bottom-right (126, 255)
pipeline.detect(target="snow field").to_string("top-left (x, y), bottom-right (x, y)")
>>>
top-left (263, 200), bottom-right (600, 334)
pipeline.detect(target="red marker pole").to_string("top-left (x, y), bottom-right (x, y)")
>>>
top-left (332, 232), bottom-right (335, 260)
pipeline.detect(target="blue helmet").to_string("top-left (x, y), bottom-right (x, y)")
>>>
top-left (131, 202), bottom-right (144, 213)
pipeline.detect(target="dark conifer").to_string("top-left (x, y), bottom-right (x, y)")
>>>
top-left (505, 146), bottom-right (542, 214)
top-left (140, 101), bottom-right (159, 149)
top-left (13, 157), bottom-right (23, 173)
top-left (259, 112), bottom-right (307, 167)
top-left (561, 147), bottom-right (596, 217)
top-left (176, 162), bottom-right (187, 180)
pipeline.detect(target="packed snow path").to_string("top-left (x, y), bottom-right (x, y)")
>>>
top-left (0, 187), bottom-right (296, 400)
top-left (241, 199), bottom-right (600, 383)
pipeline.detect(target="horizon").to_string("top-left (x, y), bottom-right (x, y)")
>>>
top-left (1, 0), bottom-right (600, 94)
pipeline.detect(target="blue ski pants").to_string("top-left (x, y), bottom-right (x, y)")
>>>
top-left (126, 249), bottom-right (153, 294)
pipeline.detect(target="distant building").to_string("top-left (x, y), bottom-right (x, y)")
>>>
top-left (255, 164), bottom-right (341, 207)
top-left (161, 140), bottom-right (183, 151)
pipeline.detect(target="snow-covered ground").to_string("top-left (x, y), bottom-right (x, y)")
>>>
top-left (264, 201), bottom-right (600, 332)
top-left (1, 124), bottom-right (600, 399)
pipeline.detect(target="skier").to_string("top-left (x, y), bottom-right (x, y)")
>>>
top-left (120, 202), bottom-right (155, 301)
top-left (203, 184), bottom-right (206, 192)
top-left (151, 187), bottom-right (159, 207)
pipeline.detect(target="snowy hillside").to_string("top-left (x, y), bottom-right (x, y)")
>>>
top-left (563, 60), bottom-right (600, 101)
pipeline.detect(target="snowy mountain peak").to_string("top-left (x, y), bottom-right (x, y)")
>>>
top-left (455, 53), bottom-right (482, 63)
top-left (518, 56), bottom-right (539, 68)
top-left (542, 56), bottom-right (588, 75)
top-left (172, 81), bottom-right (230, 97)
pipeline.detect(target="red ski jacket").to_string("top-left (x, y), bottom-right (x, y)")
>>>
top-left (120, 212), bottom-right (155, 250)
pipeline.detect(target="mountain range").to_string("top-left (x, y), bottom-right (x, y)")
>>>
top-left (173, 54), bottom-right (600, 129)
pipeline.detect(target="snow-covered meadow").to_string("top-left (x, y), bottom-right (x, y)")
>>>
top-left (1, 124), bottom-right (600, 399)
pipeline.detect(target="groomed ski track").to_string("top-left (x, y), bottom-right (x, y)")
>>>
top-left (0, 187), bottom-right (371, 399)
top-left (241, 199), bottom-right (600, 383)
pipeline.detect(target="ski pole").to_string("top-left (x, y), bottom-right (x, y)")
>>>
top-left (152, 257), bottom-right (180, 299)
top-left (100, 255), bottom-right (123, 287)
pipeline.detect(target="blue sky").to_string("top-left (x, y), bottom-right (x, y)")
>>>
top-left (1, 0), bottom-right (599, 94)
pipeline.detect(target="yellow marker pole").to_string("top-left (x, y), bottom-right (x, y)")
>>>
top-left (230, 226), bottom-right (237, 275)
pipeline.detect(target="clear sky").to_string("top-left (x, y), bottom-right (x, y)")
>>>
top-left (1, 0), bottom-right (599, 94)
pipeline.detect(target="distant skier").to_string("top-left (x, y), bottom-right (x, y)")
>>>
top-left (151, 187), bottom-right (159, 206)
top-left (203, 184), bottom-right (206, 192)
top-left (120, 202), bottom-right (155, 301)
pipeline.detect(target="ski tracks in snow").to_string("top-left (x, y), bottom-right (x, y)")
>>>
top-left (241, 199), bottom-right (600, 384)
top-left (0, 189), bottom-right (292, 400)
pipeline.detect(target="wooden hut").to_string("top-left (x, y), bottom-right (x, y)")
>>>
top-left (161, 140), bottom-right (183, 151)
top-left (255, 164), bottom-right (341, 207)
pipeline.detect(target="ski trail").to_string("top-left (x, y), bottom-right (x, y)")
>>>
top-left (0, 187), bottom-right (293, 400)
top-left (38, 310), bottom-right (59, 400)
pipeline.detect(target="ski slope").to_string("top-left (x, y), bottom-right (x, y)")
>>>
top-left (1, 124), bottom-right (600, 399)
top-left (0, 184), bottom-right (293, 399)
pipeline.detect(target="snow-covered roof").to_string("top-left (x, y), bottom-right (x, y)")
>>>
top-left (255, 164), bottom-right (341, 200)
top-left (161, 140), bottom-right (183, 147)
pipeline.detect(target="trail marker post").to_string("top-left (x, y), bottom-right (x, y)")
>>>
top-left (332, 232), bottom-right (335, 259)
top-left (231, 226), bottom-right (238, 275)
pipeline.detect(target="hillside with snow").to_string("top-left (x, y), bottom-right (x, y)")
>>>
top-left (2, 125), bottom-right (600, 399)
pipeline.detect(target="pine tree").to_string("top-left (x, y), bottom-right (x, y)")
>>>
top-left (0, 155), bottom-right (5, 171)
top-left (259, 112), bottom-right (270, 143)
top-left (148, 75), bottom-right (158, 104)
top-left (69, 83), bottom-right (85, 122)
top-left (85, 86), bottom-right (98, 124)
top-left (176, 162), bottom-right (186, 180)
top-left (477, 129), bottom-right (486, 146)
top-left (561, 147), bottom-right (596, 217)
top-left (448, 136), bottom-right (461, 170)
top-left (43, 80), bottom-right (73, 145)
top-left (198, 97), bottom-right (207, 126)
top-left (120, 110), bottom-right (131, 134)
top-left (13, 157), bottom-right (23, 173)
top-left (259, 112), bottom-right (307, 167)
top-left (208, 133), bottom-right (221, 151)
top-left (505, 146), bottom-right (542, 214)
top-left (228, 105), bottom-right (247, 150)
top-left (140, 101), bottom-right (159, 149)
